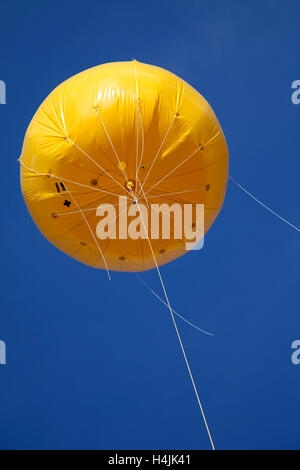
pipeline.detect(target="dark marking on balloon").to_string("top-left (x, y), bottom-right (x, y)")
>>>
top-left (63, 200), bottom-right (71, 207)
top-left (55, 182), bottom-right (66, 192)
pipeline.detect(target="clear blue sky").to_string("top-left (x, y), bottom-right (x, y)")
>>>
top-left (0, 0), bottom-right (299, 450)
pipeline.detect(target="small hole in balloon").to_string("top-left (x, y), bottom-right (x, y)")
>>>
top-left (90, 179), bottom-right (98, 186)
top-left (159, 249), bottom-right (165, 254)
top-left (205, 184), bottom-right (210, 191)
top-left (119, 256), bottom-right (126, 261)
top-left (51, 212), bottom-right (58, 219)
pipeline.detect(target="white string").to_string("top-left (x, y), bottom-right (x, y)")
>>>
top-left (137, 114), bottom-right (177, 198)
top-left (64, 184), bottom-right (111, 280)
top-left (18, 159), bottom-right (123, 199)
top-left (134, 273), bottom-right (214, 336)
top-left (136, 201), bottom-right (216, 450)
top-left (230, 176), bottom-right (300, 232)
top-left (59, 101), bottom-right (68, 136)
top-left (133, 60), bottom-right (139, 102)
top-left (146, 187), bottom-right (205, 200)
top-left (136, 103), bottom-right (145, 180)
top-left (137, 178), bottom-right (181, 249)
top-left (136, 174), bottom-right (149, 208)
top-left (137, 116), bottom-right (140, 184)
top-left (133, 60), bottom-right (145, 197)
top-left (95, 106), bottom-right (129, 185)
top-left (134, 61), bottom-right (139, 194)
top-left (54, 200), bottom-right (128, 217)
top-left (143, 146), bottom-right (201, 197)
top-left (68, 137), bottom-right (131, 196)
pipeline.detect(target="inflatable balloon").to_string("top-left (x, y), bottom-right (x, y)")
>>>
top-left (20, 61), bottom-right (228, 271)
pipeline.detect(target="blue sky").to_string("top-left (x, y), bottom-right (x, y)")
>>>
top-left (0, 0), bottom-right (299, 450)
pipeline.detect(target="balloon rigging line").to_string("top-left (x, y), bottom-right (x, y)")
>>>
top-left (64, 184), bottom-right (111, 280)
top-left (134, 273), bottom-right (214, 336)
top-left (141, 186), bottom-right (184, 251)
top-left (203, 128), bottom-right (222, 148)
top-left (149, 191), bottom-right (221, 208)
top-left (68, 137), bottom-right (124, 190)
top-left (137, 189), bottom-right (207, 328)
top-left (146, 187), bottom-right (208, 199)
top-left (143, 186), bottom-right (185, 239)
top-left (134, 103), bottom-right (140, 196)
top-left (54, 200), bottom-right (129, 217)
top-left (98, 204), bottom-right (131, 265)
top-left (41, 188), bottom-right (105, 198)
top-left (134, 60), bottom-right (140, 194)
top-left (138, 186), bottom-right (181, 242)
top-left (95, 106), bottom-right (130, 185)
top-left (139, 185), bottom-right (210, 348)
top-left (137, 113), bottom-right (177, 198)
top-left (136, 104), bottom-right (145, 183)
top-left (229, 176), bottom-right (300, 232)
top-left (133, 59), bottom-right (139, 103)
top-left (143, 146), bottom-right (202, 197)
top-left (148, 205), bottom-right (180, 238)
top-left (136, 103), bottom-right (139, 193)
top-left (136, 201), bottom-right (215, 451)
top-left (59, 100), bottom-right (68, 137)
top-left (68, 138), bottom-right (132, 197)
top-left (136, 174), bottom-right (149, 208)
top-left (40, 184), bottom-right (123, 206)
top-left (137, 190), bottom-right (214, 444)
top-left (144, 155), bottom-right (226, 187)
top-left (18, 159), bottom-right (125, 199)
top-left (134, 61), bottom-right (145, 194)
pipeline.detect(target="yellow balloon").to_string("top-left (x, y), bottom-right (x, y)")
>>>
top-left (20, 61), bottom-right (228, 272)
